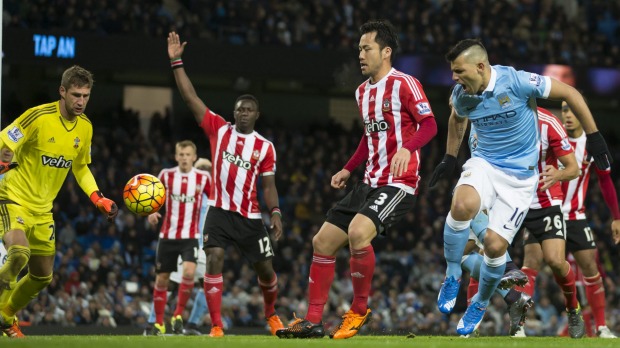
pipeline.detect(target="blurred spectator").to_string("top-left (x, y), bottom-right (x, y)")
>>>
top-left (4, 0), bottom-right (620, 66)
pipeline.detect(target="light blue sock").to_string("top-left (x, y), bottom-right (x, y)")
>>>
top-left (188, 289), bottom-right (208, 325)
top-left (470, 211), bottom-right (488, 242)
top-left (147, 301), bottom-right (156, 324)
top-left (444, 212), bottom-right (471, 279)
top-left (461, 252), bottom-right (483, 280)
top-left (476, 254), bottom-right (506, 306)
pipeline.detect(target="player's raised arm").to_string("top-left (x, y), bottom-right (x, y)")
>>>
top-left (168, 31), bottom-right (208, 124)
top-left (547, 78), bottom-right (612, 169)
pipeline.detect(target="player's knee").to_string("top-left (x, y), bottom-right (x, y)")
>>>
top-left (450, 201), bottom-right (477, 221)
top-left (312, 233), bottom-right (336, 255)
top-left (347, 225), bottom-right (372, 249)
top-left (205, 248), bottom-right (224, 265)
top-left (543, 255), bottom-right (565, 272)
top-left (30, 273), bottom-right (53, 291)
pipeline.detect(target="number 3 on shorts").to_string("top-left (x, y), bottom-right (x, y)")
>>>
top-left (258, 236), bottom-right (273, 257)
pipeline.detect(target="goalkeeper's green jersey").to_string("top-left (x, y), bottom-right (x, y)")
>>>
top-left (0, 101), bottom-right (93, 213)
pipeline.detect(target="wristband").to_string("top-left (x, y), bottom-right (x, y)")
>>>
top-left (271, 207), bottom-right (281, 217)
top-left (171, 58), bottom-right (183, 69)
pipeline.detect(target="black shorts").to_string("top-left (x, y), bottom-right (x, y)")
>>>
top-left (522, 206), bottom-right (567, 245)
top-left (156, 238), bottom-right (199, 273)
top-left (326, 182), bottom-right (416, 235)
top-left (203, 207), bottom-right (273, 264)
top-left (566, 219), bottom-right (596, 252)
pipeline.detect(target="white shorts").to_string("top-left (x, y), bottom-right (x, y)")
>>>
top-left (456, 157), bottom-right (537, 244)
top-left (169, 249), bottom-right (207, 284)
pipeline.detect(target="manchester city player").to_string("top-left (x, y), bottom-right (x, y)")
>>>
top-left (430, 39), bottom-right (611, 336)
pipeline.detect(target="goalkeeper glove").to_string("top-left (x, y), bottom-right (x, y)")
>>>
top-left (90, 191), bottom-right (118, 222)
top-left (586, 131), bottom-right (613, 170)
top-left (0, 162), bottom-right (18, 175)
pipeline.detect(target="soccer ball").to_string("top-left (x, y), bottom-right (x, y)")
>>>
top-left (123, 174), bottom-right (166, 216)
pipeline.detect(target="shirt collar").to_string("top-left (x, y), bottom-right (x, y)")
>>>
top-left (483, 66), bottom-right (497, 93)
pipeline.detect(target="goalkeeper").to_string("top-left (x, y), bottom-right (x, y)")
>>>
top-left (0, 65), bottom-right (118, 338)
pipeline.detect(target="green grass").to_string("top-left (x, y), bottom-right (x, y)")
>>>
top-left (1, 335), bottom-right (617, 348)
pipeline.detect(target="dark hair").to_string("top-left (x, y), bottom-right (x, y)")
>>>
top-left (61, 65), bottom-right (94, 89)
top-left (359, 20), bottom-right (399, 62)
top-left (234, 94), bottom-right (259, 111)
top-left (445, 39), bottom-right (486, 62)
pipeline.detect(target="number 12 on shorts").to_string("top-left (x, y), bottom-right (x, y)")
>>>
top-left (258, 236), bottom-right (273, 257)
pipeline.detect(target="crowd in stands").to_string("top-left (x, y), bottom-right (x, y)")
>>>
top-left (3, 0), bottom-right (620, 67)
top-left (7, 103), bottom-right (619, 336)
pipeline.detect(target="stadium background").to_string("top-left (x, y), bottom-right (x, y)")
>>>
top-left (1, 0), bottom-right (619, 337)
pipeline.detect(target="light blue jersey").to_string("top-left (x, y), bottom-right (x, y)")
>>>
top-left (452, 65), bottom-right (550, 179)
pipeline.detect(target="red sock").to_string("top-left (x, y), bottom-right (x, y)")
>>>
top-left (582, 307), bottom-right (594, 337)
top-left (584, 273), bottom-right (606, 328)
top-left (306, 253), bottom-right (336, 323)
top-left (258, 273), bottom-right (278, 318)
top-left (174, 276), bottom-right (195, 317)
top-left (467, 278), bottom-right (479, 306)
top-left (204, 274), bottom-right (223, 327)
top-left (515, 267), bottom-right (537, 297)
top-left (553, 266), bottom-right (579, 310)
top-left (153, 285), bottom-right (167, 325)
top-left (349, 245), bottom-right (375, 315)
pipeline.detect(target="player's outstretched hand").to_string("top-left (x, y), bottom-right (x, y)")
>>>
top-left (0, 162), bottom-right (18, 175)
top-left (90, 191), bottom-right (118, 222)
top-left (331, 169), bottom-right (351, 189)
top-left (147, 212), bottom-right (162, 226)
top-left (429, 155), bottom-right (456, 189)
top-left (586, 131), bottom-right (613, 170)
top-left (168, 31), bottom-right (187, 60)
top-left (270, 214), bottom-right (282, 241)
top-left (611, 220), bottom-right (620, 245)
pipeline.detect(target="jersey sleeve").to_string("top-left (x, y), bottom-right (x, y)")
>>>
top-left (402, 77), bottom-right (434, 123)
top-left (259, 143), bottom-right (276, 176)
top-left (0, 110), bottom-right (35, 152)
top-left (203, 172), bottom-right (212, 195)
top-left (546, 115), bottom-right (573, 158)
top-left (199, 107), bottom-right (228, 137)
top-left (514, 69), bottom-right (552, 99)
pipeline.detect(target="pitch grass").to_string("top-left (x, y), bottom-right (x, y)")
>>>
top-left (1, 335), bottom-right (617, 348)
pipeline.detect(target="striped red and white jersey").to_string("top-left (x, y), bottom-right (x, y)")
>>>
top-left (530, 108), bottom-right (573, 209)
top-left (158, 167), bottom-right (212, 239)
top-left (200, 109), bottom-right (276, 219)
top-left (561, 132), bottom-right (611, 220)
top-left (355, 68), bottom-right (434, 194)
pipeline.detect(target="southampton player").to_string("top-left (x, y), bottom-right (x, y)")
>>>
top-left (146, 141), bottom-right (211, 336)
top-left (557, 101), bottom-right (619, 338)
top-left (430, 39), bottom-right (611, 336)
top-left (168, 32), bottom-right (284, 338)
top-left (277, 20), bottom-right (437, 340)
top-left (0, 65), bottom-right (118, 338)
